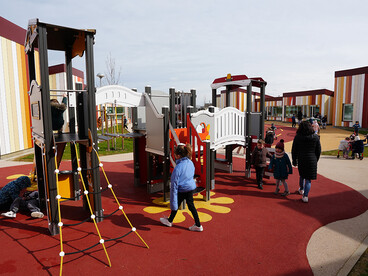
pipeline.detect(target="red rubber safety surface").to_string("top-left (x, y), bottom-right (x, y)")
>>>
top-left (0, 157), bottom-right (367, 276)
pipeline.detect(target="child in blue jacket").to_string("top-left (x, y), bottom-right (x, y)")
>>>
top-left (268, 139), bottom-right (293, 196)
top-left (160, 143), bottom-right (203, 232)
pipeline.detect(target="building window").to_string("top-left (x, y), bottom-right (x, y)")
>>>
top-left (342, 104), bottom-right (353, 121)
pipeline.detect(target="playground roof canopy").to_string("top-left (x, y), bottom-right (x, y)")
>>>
top-left (24, 18), bottom-right (96, 58)
top-left (211, 74), bottom-right (266, 90)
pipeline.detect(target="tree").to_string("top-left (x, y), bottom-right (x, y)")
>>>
top-left (104, 52), bottom-right (122, 85)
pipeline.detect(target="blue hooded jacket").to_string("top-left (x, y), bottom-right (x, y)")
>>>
top-left (170, 157), bottom-right (196, 210)
top-left (0, 176), bottom-right (31, 206)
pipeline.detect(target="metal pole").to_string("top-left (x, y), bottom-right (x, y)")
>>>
top-left (85, 31), bottom-right (103, 222)
top-left (260, 83), bottom-right (266, 139)
top-left (245, 82), bottom-right (252, 178)
top-left (169, 88), bottom-right (176, 128)
top-left (162, 106), bottom-right (170, 202)
top-left (212, 89), bottom-right (217, 107)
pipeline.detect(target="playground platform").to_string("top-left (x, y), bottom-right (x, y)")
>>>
top-left (0, 125), bottom-right (367, 275)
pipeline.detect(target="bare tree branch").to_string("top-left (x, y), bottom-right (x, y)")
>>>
top-left (104, 52), bottom-right (122, 85)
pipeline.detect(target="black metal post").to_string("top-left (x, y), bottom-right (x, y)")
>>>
top-left (190, 89), bottom-right (196, 111)
top-left (38, 23), bottom-right (59, 235)
top-left (208, 106), bottom-right (215, 190)
top-left (169, 88), bottom-right (176, 128)
top-left (65, 48), bottom-right (75, 133)
top-left (245, 82), bottom-right (253, 178)
top-left (212, 89), bottom-right (217, 107)
top-left (85, 32), bottom-right (103, 221)
top-left (162, 106), bottom-right (170, 202)
top-left (260, 83), bottom-right (266, 139)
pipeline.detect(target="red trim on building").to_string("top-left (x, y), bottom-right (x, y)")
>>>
top-left (335, 66), bottom-right (368, 78)
top-left (212, 75), bottom-right (248, 84)
top-left (283, 89), bottom-right (334, 98)
top-left (0, 16), bottom-right (26, 45)
top-left (346, 76), bottom-right (352, 104)
top-left (48, 64), bottom-right (84, 79)
top-left (362, 74), bottom-right (368, 128)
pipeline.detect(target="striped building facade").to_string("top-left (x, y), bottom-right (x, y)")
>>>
top-left (0, 17), bottom-right (40, 157)
top-left (333, 66), bottom-right (368, 128)
top-left (216, 88), bottom-right (258, 112)
top-left (283, 89), bottom-right (334, 123)
top-left (0, 17), bottom-right (85, 157)
top-left (264, 97), bottom-right (283, 121)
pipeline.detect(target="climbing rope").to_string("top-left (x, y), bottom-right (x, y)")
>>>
top-left (53, 140), bottom-right (149, 275)
top-left (92, 146), bottom-right (149, 249)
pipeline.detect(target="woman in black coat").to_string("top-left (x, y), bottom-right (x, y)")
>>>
top-left (291, 121), bottom-right (321, 203)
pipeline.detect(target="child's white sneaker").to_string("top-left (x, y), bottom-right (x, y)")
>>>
top-left (298, 188), bottom-right (304, 195)
top-left (31, 211), bottom-right (44, 218)
top-left (1, 211), bottom-right (16, 218)
top-left (302, 196), bottom-right (308, 203)
top-left (160, 216), bottom-right (172, 227)
top-left (189, 224), bottom-right (203, 232)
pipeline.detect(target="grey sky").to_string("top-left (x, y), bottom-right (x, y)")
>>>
top-left (3, 0), bottom-right (368, 104)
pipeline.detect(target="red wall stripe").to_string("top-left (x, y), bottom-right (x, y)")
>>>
top-left (346, 76), bottom-right (352, 104)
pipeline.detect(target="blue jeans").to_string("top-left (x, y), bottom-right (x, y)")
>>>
top-left (299, 177), bottom-right (311, 197)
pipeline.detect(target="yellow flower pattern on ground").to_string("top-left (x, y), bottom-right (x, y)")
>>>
top-left (144, 191), bottom-right (234, 223)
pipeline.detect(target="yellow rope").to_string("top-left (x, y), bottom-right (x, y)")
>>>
top-left (53, 149), bottom-right (64, 276)
top-left (93, 147), bottom-right (149, 249)
top-left (73, 143), bottom-right (112, 267)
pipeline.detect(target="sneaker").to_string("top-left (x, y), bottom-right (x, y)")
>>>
top-left (281, 191), bottom-right (290, 196)
top-left (298, 189), bottom-right (304, 195)
top-left (160, 217), bottom-right (172, 227)
top-left (302, 196), bottom-right (308, 203)
top-left (258, 185), bottom-right (263, 190)
top-left (1, 211), bottom-right (16, 218)
top-left (189, 224), bottom-right (203, 232)
top-left (31, 211), bottom-right (44, 218)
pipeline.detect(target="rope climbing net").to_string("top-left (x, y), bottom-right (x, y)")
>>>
top-left (54, 142), bottom-right (149, 276)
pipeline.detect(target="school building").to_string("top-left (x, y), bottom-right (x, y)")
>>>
top-left (0, 17), bottom-right (84, 157)
top-left (333, 66), bottom-right (368, 128)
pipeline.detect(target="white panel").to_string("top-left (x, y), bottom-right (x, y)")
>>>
top-left (0, 38), bottom-right (11, 155)
top-left (12, 41), bottom-right (24, 150)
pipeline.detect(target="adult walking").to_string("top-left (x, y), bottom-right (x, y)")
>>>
top-left (291, 121), bottom-right (321, 203)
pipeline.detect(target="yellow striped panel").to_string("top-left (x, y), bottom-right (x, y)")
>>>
top-left (16, 43), bottom-right (28, 149)
top-left (337, 77), bottom-right (345, 126)
top-left (3, 38), bottom-right (16, 152)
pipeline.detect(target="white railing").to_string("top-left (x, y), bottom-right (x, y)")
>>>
top-left (191, 107), bottom-right (246, 150)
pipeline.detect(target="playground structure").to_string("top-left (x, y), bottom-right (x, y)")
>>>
top-left (24, 19), bottom-right (149, 275)
top-left (118, 74), bottom-right (268, 203)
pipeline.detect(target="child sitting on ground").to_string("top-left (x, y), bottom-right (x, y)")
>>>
top-left (0, 176), bottom-right (31, 210)
top-left (1, 190), bottom-right (44, 218)
top-left (268, 139), bottom-right (293, 196)
top-left (337, 137), bottom-right (350, 159)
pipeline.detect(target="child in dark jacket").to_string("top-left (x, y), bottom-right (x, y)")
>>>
top-left (251, 139), bottom-right (272, 190)
top-left (268, 139), bottom-right (292, 196)
top-left (1, 191), bottom-right (44, 218)
top-left (0, 176), bottom-right (31, 210)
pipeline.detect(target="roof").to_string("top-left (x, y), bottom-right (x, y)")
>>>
top-left (211, 74), bottom-right (266, 90)
top-left (335, 66), bottom-right (368, 78)
top-left (0, 16), bottom-right (26, 45)
top-left (283, 89), bottom-right (334, 97)
top-left (24, 18), bottom-right (96, 58)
